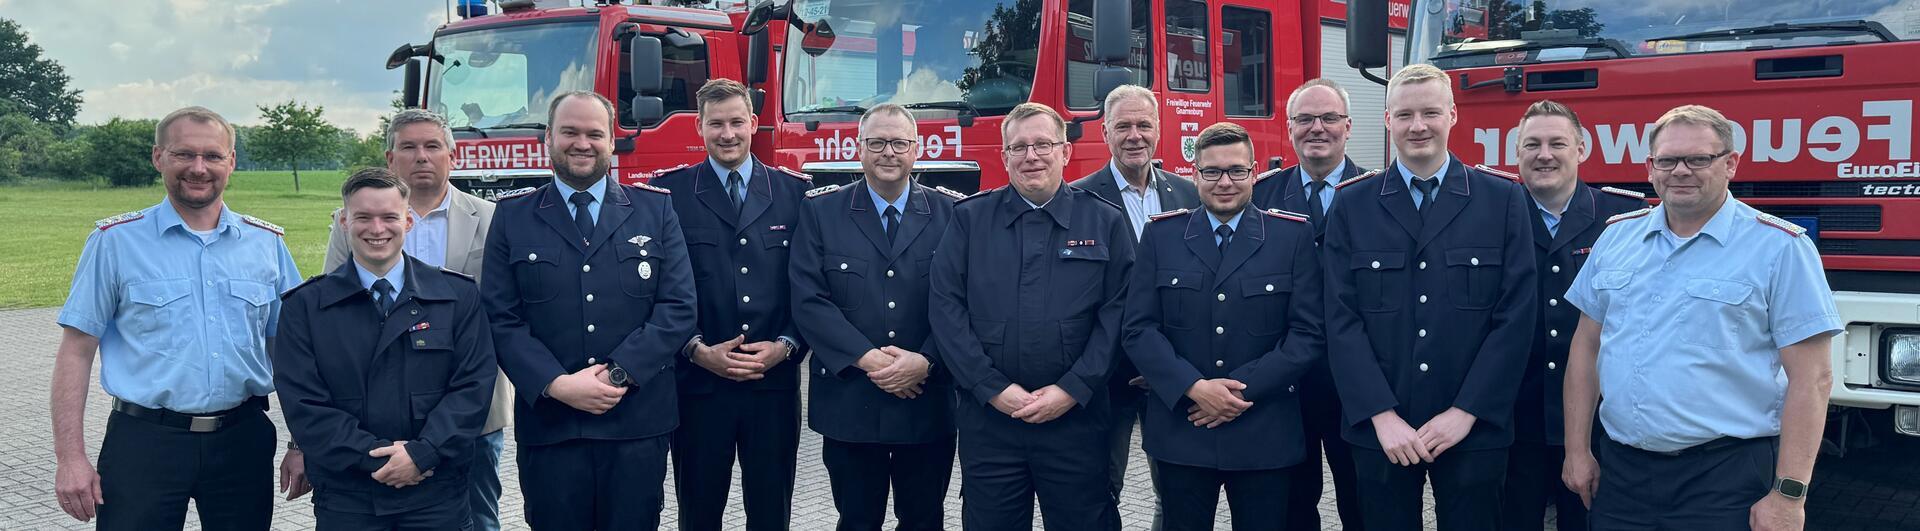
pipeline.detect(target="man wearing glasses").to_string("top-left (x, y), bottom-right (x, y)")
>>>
top-left (1322, 63), bottom-right (1537, 531)
top-left (791, 104), bottom-right (960, 530)
top-left (930, 102), bottom-right (1135, 529)
top-left (1121, 121), bottom-right (1326, 530)
top-left (1561, 105), bottom-right (1839, 531)
top-left (1250, 77), bottom-right (1370, 531)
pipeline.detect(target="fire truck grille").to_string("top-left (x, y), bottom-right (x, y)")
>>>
top-left (1608, 182), bottom-right (1883, 232)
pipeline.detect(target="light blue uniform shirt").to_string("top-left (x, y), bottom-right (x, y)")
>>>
top-left (354, 258), bottom-right (407, 297)
top-left (552, 176), bottom-right (607, 226)
top-left (710, 156), bottom-right (756, 206)
top-left (1302, 159), bottom-right (1344, 213)
top-left (1538, 202), bottom-right (1563, 237)
top-left (868, 185), bottom-right (909, 231)
top-left (58, 200), bottom-right (302, 413)
top-left (1206, 209), bottom-right (1245, 245)
top-left (1395, 158), bottom-right (1450, 210)
top-left (1564, 195), bottom-right (1841, 452)
top-left (402, 190), bottom-right (451, 268)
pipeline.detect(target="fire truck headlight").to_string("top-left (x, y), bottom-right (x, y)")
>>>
top-left (1887, 330), bottom-right (1920, 386)
top-left (1898, 405), bottom-right (1920, 437)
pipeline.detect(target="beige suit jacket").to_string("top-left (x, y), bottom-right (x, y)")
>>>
top-left (325, 188), bottom-right (512, 433)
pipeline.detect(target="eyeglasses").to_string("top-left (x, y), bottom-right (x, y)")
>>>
top-left (1004, 141), bottom-right (1065, 157)
top-left (1290, 113), bottom-right (1349, 126)
top-left (1649, 150), bottom-right (1731, 171)
top-left (1195, 167), bottom-right (1255, 181)
top-left (166, 150), bottom-right (230, 164)
top-left (861, 138), bottom-right (918, 154)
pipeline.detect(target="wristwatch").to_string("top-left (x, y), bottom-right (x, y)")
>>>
top-left (1773, 476), bottom-right (1809, 499)
top-left (607, 361), bottom-right (632, 387)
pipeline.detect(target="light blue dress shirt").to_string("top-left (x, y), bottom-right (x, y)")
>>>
top-left (709, 156), bottom-right (756, 206)
top-left (403, 190), bottom-right (451, 268)
top-left (552, 176), bottom-right (608, 226)
top-left (354, 257), bottom-right (407, 297)
top-left (58, 200), bottom-right (303, 413)
top-left (868, 185), bottom-right (910, 231)
top-left (1538, 202), bottom-right (1563, 237)
top-left (1302, 159), bottom-right (1345, 214)
top-left (1564, 195), bottom-right (1841, 452)
top-left (1206, 209), bottom-right (1245, 245)
top-left (1395, 158), bottom-right (1450, 210)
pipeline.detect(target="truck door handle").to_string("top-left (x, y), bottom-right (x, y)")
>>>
top-left (1755, 55), bottom-right (1842, 80)
top-left (1525, 69), bottom-right (1597, 92)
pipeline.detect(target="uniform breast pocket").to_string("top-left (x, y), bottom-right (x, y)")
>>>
top-left (762, 227), bottom-right (792, 250)
top-left (824, 255), bottom-right (866, 311)
top-left (1680, 278), bottom-right (1756, 350)
top-left (684, 228), bottom-right (729, 280)
top-left (406, 328), bottom-right (454, 391)
top-left (1058, 245), bottom-right (1111, 299)
top-left (510, 246), bottom-right (559, 303)
top-left (1157, 269), bottom-right (1202, 330)
top-left (126, 279), bottom-right (193, 353)
top-left (1350, 252), bottom-right (1406, 313)
top-left (615, 245), bottom-right (659, 299)
top-left (1446, 247), bottom-right (1503, 310)
top-left (1242, 274), bottom-right (1291, 335)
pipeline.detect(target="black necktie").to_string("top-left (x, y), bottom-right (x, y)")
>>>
top-left (1307, 179), bottom-right (1328, 228)
top-left (1215, 223), bottom-right (1234, 251)
top-left (726, 170), bottom-right (745, 214)
top-left (569, 191), bottom-right (595, 243)
top-left (884, 205), bottom-right (902, 243)
top-left (1413, 178), bottom-right (1439, 215)
top-left (372, 278), bottom-right (395, 316)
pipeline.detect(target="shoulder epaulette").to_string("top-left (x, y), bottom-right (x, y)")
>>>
top-left (933, 186), bottom-right (969, 201)
top-left (1606, 207), bottom-right (1653, 225)
top-left (494, 187), bottom-right (539, 201)
top-left (631, 182), bottom-right (671, 195)
top-left (1333, 169), bottom-right (1383, 190)
top-left (439, 267), bottom-right (477, 282)
top-left (1263, 208), bottom-right (1310, 223)
top-left (651, 163), bottom-right (693, 177)
top-left (956, 186), bottom-right (1000, 204)
top-left (1255, 167), bottom-right (1286, 183)
top-left (1148, 208), bottom-right (1190, 222)
top-left (776, 165), bottom-right (813, 182)
top-left (1599, 186), bottom-right (1646, 200)
top-left (1473, 164), bottom-right (1522, 182)
top-left (240, 214), bottom-right (285, 236)
top-left (804, 184), bottom-right (841, 199)
top-left (1756, 212), bottom-right (1807, 237)
top-left (94, 211), bottom-right (145, 231)
top-left (281, 274), bottom-right (327, 300)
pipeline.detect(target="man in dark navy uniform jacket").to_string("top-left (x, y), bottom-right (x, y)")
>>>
top-left (277, 168), bottom-right (498, 530)
top-left (649, 78), bottom-right (809, 531)
top-left (930, 102), bottom-right (1134, 530)
top-left (1497, 100), bottom-right (1648, 531)
top-left (1323, 64), bottom-right (1538, 531)
top-left (1247, 78), bottom-right (1370, 531)
top-left (1122, 122), bottom-right (1326, 530)
top-left (483, 92), bottom-right (697, 530)
top-left (790, 104), bottom-right (959, 531)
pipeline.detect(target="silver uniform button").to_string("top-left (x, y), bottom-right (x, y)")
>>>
top-left (1548, 362), bottom-right (1559, 370)
top-left (1419, 363), bottom-right (1430, 372)
top-left (1419, 295), bottom-right (1428, 304)
top-left (1215, 326), bottom-right (1225, 335)
top-left (887, 331), bottom-right (897, 338)
top-left (582, 264), bottom-right (591, 273)
top-left (1549, 298), bottom-right (1558, 306)
top-left (742, 295), bottom-right (752, 303)
top-left (641, 249), bottom-right (648, 256)
top-left (586, 294), bottom-right (595, 302)
top-left (1549, 329), bottom-right (1559, 338)
top-left (887, 301), bottom-right (897, 309)
top-left (840, 263), bottom-right (849, 270)
top-left (1552, 265), bottom-right (1562, 273)
top-left (1172, 277), bottom-right (1180, 285)
top-left (1419, 261), bottom-right (1427, 270)
top-left (528, 253), bottom-right (538, 261)
top-left (1470, 257), bottom-right (1480, 266)
top-left (740, 267), bottom-right (749, 274)
top-left (586, 324), bottom-right (596, 333)
top-left (1214, 360), bottom-right (1224, 367)
top-left (1418, 329), bottom-right (1428, 337)
top-left (1217, 293), bottom-right (1226, 301)
top-left (1371, 261), bottom-right (1381, 269)
top-left (741, 323), bottom-right (751, 331)
top-left (886, 270), bottom-right (895, 277)
top-left (1265, 284), bottom-right (1274, 292)
top-left (739, 238), bottom-right (748, 246)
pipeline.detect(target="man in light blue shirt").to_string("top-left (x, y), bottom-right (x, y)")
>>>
top-left (1562, 105), bottom-right (1840, 531)
top-left (51, 107), bottom-right (305, 529)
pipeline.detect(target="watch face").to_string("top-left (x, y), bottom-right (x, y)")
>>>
top-left (610, 368), bottom-right (629, 386)
top-left (1777, 478), bottom-right (1808, 498)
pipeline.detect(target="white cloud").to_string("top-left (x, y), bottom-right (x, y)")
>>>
top-left (84, 74), bottom-right (393, 136)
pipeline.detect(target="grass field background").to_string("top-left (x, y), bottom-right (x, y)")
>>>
top-left (0, 171), bottom-right (347, 309)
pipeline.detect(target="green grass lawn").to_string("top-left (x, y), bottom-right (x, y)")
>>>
top-left (0, 171), bottom-right (348, 309)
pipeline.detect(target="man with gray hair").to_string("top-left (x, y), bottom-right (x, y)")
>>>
top-left (323, 108), bottom-right (510, 531)
top-left (1068, 84), bottom-right (1198, 529)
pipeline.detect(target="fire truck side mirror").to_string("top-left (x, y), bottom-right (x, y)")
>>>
top-left (1347, 0), bottom-right (1390, 71)
top-left (1092, 0), bottom-right (1130, 63)
top-left (747, 30), bottom-right (770, 85)
top-left (630, 36), bottom-right (664, 96)
top-left (630, 96), bottom-right (665, 127)
top-left (1093, 66), bottom-right (1131, 103)
top-left (401, 59), bottom-right (423, 109)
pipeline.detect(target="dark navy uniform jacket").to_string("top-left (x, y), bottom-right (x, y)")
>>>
top-left (929, 184), bottom-right (1135, 407)
top-left (1070, 165), bottom-right (1200, 405)
top-left (1517, 183), bottom-right (1647, 445)
top-left (651, 159), bottom-right (810, 394)
top-left (1250, 157), bottom-right (1368, 242)
top-left (483, 180), bottom-right (697, 446)
top-left (274, 256), bottom-right (497, 515)
top-left (1323, 155), bottom-right (1538, 452)
top-left (790, 181), bottom-right (957, 444)
top-left (1121, 207), bottom-right (1326, 471)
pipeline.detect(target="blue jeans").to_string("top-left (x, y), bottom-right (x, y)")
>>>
top-left (470, 429), bottom-right (505, 531)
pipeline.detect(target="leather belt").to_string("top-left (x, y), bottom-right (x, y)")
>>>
top-left (111, 395), bottom-right (268, 433)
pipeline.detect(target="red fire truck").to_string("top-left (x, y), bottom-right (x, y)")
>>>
top-left (386, 0), bottom-right (1409, 200)
top-left (1345, 0), bottom-right (1920, 447)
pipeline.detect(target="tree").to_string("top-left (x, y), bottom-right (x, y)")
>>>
top-left (339, 129), bottom-right (385, 172)
top-left (86, 118), bottom-right (159, 187)
top-left (0, 18), bottom-right (84, 129)
top-left (250, 101), bottom-right (341, 192)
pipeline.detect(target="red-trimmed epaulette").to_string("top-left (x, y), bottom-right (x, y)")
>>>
top-left (1473, 164), bottom-right (1522, 182)
top-left (1263, 208), bottom-right (1310, 223)
top-left (1148, 208), bottom-right (1190, 222)
top-left (631, 181), bottom-right (671, 194)
top-left (648, 163), bottom-right (694, 179)
top-left (1254, 167), bottom-right (1285, 183)
top-left (776, 165), bottom-right (813, 182)
top-left (1606, 207), bottom-right (1653, 225)
top-left (1333, 169), bottom-right (1383, 190)
top-left (94, 211), bottom-right (145, 231)
top-left (1756, 212), bottom-right (1808, 237)
top-left (240, 214), bottom-right (285, 236)
top-left (1599, 186), bottom-right (1646, 200)
top-left (494, 187), bottom-right (539, 201)
top-left (933, 186), bottom-right (969, 201)
top-left (804, 183), bottom-right (842, 199)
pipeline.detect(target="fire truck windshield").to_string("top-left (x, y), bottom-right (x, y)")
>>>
top-left (1408, 0), bottom-right (1920, 67)
top-left (427, 21), bottom-right (598, 130)
top-left (782, 0), bottom-right (1042, 119)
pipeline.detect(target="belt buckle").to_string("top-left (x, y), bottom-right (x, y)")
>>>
top-left (188, 416), bottom-right (222, 433)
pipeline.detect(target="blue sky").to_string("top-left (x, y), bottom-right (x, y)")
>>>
top-left (2, 0), bottom-right (450, 133)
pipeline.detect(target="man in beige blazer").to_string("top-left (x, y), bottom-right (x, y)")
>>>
top-left (324, 109), bottom-right (509, 531)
